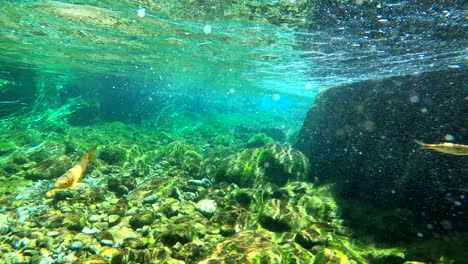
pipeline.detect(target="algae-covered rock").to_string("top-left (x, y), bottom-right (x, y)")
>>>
top-left (216, 144), bottom-right (310, 188)
top-left (314, 248), bottom-right (352, 264)
top-left (152, 140), bottom-right (201, 163)
top-left (295, 184), bottom-right (340, 222)
top-left (127, 176), bottom-right (180, 202)
top-left (122, 237), bottom-right (145, 249)
top-left (212, 205), bottom-right (252, 237)
top-left (159, 222), bottom-right (196, 247)
top-left (151, 140), bottom-right (202, 176)
top-left (246, 133), bottom-right (274, 148)
top-left (129, 211), bottom-right (156, 229)
top-left (259, 198), bottom-right (304, 232)
top-left (25, 155), bottom-right (72, 180)
top-left (195, 199), bottom-right (217, 219)
top-left (63, 212), bottom-right (86, 231)
top-left (107, 177), bottom-right (136, 197)
top-left (199, 229), bottom-right (315, 263)
top-left (295, 228), bottom-right (327, 250)
top-left (99, 145), bottom-right (128, 165)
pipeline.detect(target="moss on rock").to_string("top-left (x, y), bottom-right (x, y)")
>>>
top-left (246, 133), bottom-right (274, 148)
top-left (216, 144), bottom-right (310, 188)
top-left (99, 145), bottom-right (128, 165)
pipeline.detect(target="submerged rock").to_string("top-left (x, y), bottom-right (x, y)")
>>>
top-left (295, 228), bottom-right (327, 250)
top-left (314, 248), bottom-right (352, 264)
top-left (246, 133), bottom-right (274, 148)
top-left (295, 69), bottom-right (467, 240)
top-left (99, 145), bottom-right (128, 165)
top-left (259, 198), bottom-right (304, 232)
top-left (158, 222), bottom-right (195, 247)
top-left (216, 144), bottom-right (310, 188)
top-left (199, 229), bottom-right (314, 263)
top-left (129, 211), bottom-right (156, 229)
top-left (195, 199), bottom-right (217, 218)
top-left (25, 155), bottom-right (72, 180)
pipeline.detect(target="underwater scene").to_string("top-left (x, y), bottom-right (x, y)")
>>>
top-left (0, 0), bottom-right (466, 263)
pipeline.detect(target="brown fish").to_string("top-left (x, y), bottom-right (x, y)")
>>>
top-left (54, 145), bottom-right (97, 189)
top-left (414, 140), bottom-right (468, 156)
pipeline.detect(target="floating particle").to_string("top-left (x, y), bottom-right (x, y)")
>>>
top-left (336, 129), bottom-right (345, 136)
top-left (137, 8), bottom-right (146, 18)
top-left (420, 107), bottom-right (428, 113)
top-left (263, 162), bottom-right (270, 168)
top-left (447, 64), bottom-right (461, 69)
top-left (228, 88), bottom-right (235, 94)
top-left (444, 134), bottom-right (454, 141)
top-left (442, 9), bottom-right (451, 17)
top-left (378, 18), bottom-right (389, 23)
top-left (409, 95), bottom-right (420, 103)
top-left (203, 25), bottom-right (212, 34)
top-left (417, 232), bottom-right (424, 238)
top-left (305, 83), bottom-right (312, 90)
top-left (272, 93), bottom-right (281, 101)
top-left (440, 220), bottom-right (453, 230)
top-left (363, 121), bottom-right (376, 132)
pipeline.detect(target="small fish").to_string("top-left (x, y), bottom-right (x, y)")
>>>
top-left (54, 145), bottom-right (97, 189)
top-left (414, 140), bottom-right (468, 156)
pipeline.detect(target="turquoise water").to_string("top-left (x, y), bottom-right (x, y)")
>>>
top-left (0, 1), bottom-right (466, 263)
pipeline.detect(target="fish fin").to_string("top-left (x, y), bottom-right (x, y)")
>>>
top-left (414, 139), bottom-right (431, 149)
top-left (414, 139), bottom-right (425, 146)
top-left (87, 144), bottom-right (98, 161)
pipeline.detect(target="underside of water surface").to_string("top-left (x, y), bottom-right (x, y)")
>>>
top-left (0, 0), bottom-right (466, 263)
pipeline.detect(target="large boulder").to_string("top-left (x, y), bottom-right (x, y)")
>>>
top-left (294, 69), bottom-right (467, 238)
top-left (216, 144), bottom-right (310, 188)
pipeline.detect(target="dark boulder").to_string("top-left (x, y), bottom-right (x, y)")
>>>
top-left (295, 69), bottom-right (467, 240)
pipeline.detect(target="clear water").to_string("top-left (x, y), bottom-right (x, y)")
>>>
top-left (0, 0), bottom-right (466, 263)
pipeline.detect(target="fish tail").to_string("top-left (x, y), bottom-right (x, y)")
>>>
top-left (414, 139), bottom-right (428, 148)
top-left (87, 144), bottom-right (98, 161)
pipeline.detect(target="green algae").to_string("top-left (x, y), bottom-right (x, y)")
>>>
top-left (216, 143), bottom-right (310, 188)
top-left (152, 140), bottom-right (201, 162)
top-left (246, 133), bottom-right (274, 148)
top-left (0, 176), bottom-right (28, 194)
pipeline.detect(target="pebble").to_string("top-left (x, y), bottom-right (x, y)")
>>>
top-left (89, 215), bottom-right (101, 223)
top-left (127, 207), bottom-right (139, 215)
top-left (195, 199), bottom-right (217, 218)
top-left (108, 214), bottom-right (121, 226)
top-left (70, 240), bottom-right (83, 250)
top-left (82, 227), bottom-right (98, 235)
top-left (46, 231), bottom-right (60, 237)
top-left (100, 239), bottom-right (114, 246)
top-left (187, 178), bottom-right (212, 187)
top-left (143, 194), bottom-right (158, 203)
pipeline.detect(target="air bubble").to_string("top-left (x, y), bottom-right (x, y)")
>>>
top-left (203, 25), bottom-right (212, 34)
top-left (137, 8), bottom-right (146, 18)
top-left (444, 134), bottom-right (454, 141)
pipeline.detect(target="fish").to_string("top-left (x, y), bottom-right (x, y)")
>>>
top-left (414, 140), bottom-right (468, 156)
top-left (54, 145), bottom-right (97, 189)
